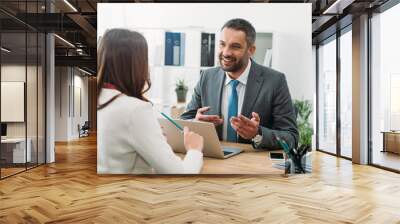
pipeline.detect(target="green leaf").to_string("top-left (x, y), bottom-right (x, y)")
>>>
top-left (294, 99), bottom-right (313, 147)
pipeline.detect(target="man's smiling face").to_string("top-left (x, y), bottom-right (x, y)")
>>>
top-left (218, 27), bottom-right (254, 73)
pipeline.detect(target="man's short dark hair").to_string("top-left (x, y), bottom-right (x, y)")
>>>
top-left (221, 18), bottom-right (256, 47)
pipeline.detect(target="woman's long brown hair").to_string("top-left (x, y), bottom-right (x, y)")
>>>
top-left (97, 29), bottom-right (151, 110)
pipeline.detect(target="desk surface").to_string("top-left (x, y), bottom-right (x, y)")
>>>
top-left (177, 142), bottom-right (284, 174)
top-left (381, 131), bottom-right (400, 134)
top-left (1, 138), bottom-right (27, 143)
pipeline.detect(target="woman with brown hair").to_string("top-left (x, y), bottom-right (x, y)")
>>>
top-left (97, 28), bottom-right (204, 174)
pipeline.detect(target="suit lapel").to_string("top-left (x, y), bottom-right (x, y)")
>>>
top-left (241, 61), bottom-right (264, 117)
top-left (212, 68), bottom-right (225, 140)
top-left (214, 68), bottom-right (225, 117)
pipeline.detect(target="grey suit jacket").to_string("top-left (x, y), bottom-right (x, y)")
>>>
top-left (180, 60), bottom-right (298, 150)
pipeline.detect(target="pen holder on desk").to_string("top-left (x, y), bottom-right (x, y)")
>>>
top-left (284, 151), bottom-right (312, 174)
top-left (272, 134), bottom-right (312, 174)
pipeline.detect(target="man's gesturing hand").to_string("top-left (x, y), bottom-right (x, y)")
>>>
top-left (195, 106), bottom-right (223, 126)
top-left (230, 112), bottom-right (260, 140)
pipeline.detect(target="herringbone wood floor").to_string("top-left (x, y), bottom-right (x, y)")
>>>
top-left (1, 135), bottom-right (400, 223)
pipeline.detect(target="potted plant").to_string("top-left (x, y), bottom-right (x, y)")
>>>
top-left (294, 99), bottom-right (313, 153)
top-left (290, 99), bottom-right (313, 173)
top-left (175, 78), bottom-right (188, 103)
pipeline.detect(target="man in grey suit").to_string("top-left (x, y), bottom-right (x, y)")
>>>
top-left (181, 18), bottom-right (298, 149)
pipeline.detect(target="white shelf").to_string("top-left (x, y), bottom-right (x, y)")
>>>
top-left (143, 28), bottom-right (218, 108)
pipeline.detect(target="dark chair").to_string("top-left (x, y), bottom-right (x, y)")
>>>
top-left (293, 103), bottom-right (298, 121)
top-left (79, 121), bottom-right (90, 138)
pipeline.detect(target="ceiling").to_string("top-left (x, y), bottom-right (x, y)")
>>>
top-left (0, 0), bottom-right (392, 75)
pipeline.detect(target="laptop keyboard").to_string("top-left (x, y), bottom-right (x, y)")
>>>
top-left (223, 151), bottom-right (234, 156)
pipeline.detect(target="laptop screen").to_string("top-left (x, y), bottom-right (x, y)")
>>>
top-left (1, 123), bottom-right (7, 137)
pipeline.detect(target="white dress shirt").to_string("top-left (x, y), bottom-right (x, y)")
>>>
top-left (221, 59), bottom-right (251, 140)
top-left (98, 88), bottom-right (203, 174)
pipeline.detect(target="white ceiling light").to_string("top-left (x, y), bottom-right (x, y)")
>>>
top-left (78, 67), bottom-right (93, 76)
top-left (1, 47), bottom-right (11, 53)
top-left (63, 0), bottom-right (78, 12)
top-left (323, 0), bottom-right (355, 15)
top-left (54, 34), bottom-right (75, 48)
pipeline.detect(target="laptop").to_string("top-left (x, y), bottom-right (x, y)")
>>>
top-left (158, 118), bottom-right (242, 159)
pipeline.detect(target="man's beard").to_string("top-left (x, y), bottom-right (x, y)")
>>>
top-left (219, 54), bottom-right (247, 73)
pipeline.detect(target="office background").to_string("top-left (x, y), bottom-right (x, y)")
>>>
top-left (1, 1), bottom-right (400, 178)
top-left (0, 1), bottom-right (400, 222)
top-left (0, 3), bottom-right (47, 177)
top-left (0, 0), bottom-right (97, 178)
top-left (98, 4), bottom-right (315, 156)
top-left (98, 3), bottom-right (313, 106)
top-left (315, 2), bottom-right (400, 171)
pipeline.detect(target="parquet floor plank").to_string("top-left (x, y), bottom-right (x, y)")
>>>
top-left (0, 135), bottom-right (399, 223)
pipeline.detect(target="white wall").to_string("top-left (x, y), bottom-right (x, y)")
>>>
top-left (55, 67), bottom-right (68, 141)
top-left (253, 33), bottom-right (273, 65)
top-left (72, 73), bottom-right (89, 138)
top-left (1, 65), bottom-right (41, 138)
top-left (1, 63), bottom-right (46, 163)
top-left (98, 3), bottom-right (313, 104)
top-left (54, 67), bottom-right (89, 141)
top-left (1, 66), bottom-right (26, 126)
top-left (1, 82), bottom-right (25, 122)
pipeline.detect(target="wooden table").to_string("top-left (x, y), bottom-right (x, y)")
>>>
top-left (177, 142), bottom-right (284, 174)
top-left (382, 131), bottom-right (400, 154)
top-left (1, 138), bottom-right (32, 165)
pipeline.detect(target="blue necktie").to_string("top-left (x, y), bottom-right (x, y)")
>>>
top-left (227, 80), bottom-right (239, 142)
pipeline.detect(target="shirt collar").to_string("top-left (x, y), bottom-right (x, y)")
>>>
top-left (224, 58), bottom-right (252, 86)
